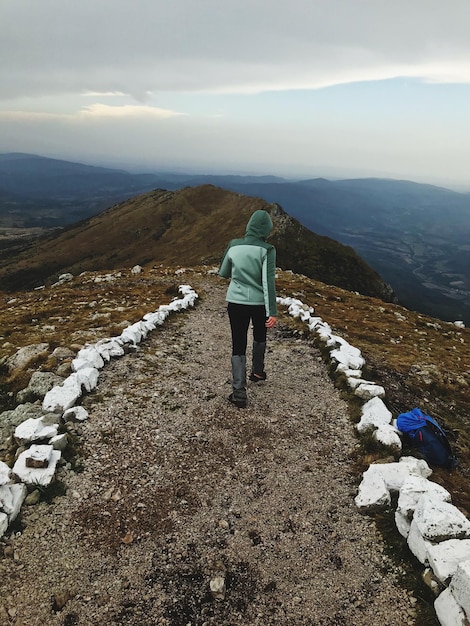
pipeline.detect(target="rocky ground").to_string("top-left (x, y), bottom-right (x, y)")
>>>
top-left (0, 280), bottom-right (422, 625)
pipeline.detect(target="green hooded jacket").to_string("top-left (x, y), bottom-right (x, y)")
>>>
top-left (218, 210), bottom-right (277, 316)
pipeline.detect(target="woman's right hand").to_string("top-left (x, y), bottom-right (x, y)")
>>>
top-left (265, 316), bottom-right (277, 328)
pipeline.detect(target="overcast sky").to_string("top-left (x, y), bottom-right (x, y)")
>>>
top-left (2, 0), bottom-right (470, 186)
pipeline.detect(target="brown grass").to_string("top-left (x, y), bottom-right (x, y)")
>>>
top-left (0, 267), bottom-right (183, 396)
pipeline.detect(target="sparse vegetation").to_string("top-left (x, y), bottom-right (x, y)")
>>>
top-left (1, 265), bottom-right (466, 625)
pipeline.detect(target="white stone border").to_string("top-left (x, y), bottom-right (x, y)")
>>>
top-left (277, 295), bottom-right (470, 626)
top-left (0, 285), bottom-right (198, 538)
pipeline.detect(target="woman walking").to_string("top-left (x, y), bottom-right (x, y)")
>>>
top-left (219, 209), bottom-right (277, 408)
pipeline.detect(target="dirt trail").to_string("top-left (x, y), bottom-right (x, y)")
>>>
top-left (0, 279), bottom-right (416, 625)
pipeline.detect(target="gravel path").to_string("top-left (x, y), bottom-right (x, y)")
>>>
top-left (0, 280), bottom-right (416, 625)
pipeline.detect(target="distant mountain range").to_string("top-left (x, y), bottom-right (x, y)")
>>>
top-left (1, 152), bottom-right (469, 324)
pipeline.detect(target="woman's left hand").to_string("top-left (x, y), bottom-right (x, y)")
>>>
top-left (265, 316), bottom-right (277, 328)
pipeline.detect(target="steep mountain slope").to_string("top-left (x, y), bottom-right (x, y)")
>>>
top-left (197, 177), bottom-right (470, 324)
top-left (0, 185), bottom-right (393, 301)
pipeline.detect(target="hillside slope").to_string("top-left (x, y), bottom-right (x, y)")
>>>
top-left (1, 268), bottom-right (469, 624)
top-left (0, 185), bottom-right (394, 301)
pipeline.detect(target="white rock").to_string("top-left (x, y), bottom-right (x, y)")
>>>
top-left (306, 316), bottom-right (324, 332)
top-left (287, 301), bottom-right (302, 313)
top-left (407, 518), bottom-right (434, 564)
top-left (14, 417), bottom-right (59, 444)
top-left (26, 444), bottom-right (52, 466)
top-left (0, 512), bottom-right (8, 538)
top-left (346, 377), bottom-right (369, 389)
top-left (63, 372), bottom-right (83, 391)
top-left (399, 455), bottom-right (433, 474)
top-left (356, 397), bottom-right (393, 433)
top-left (337, 365), bottom-right (362, 378)
top-left (345, 374), bottom-right (365, 389)
top-left (95, 338), bottom-right (125, 359)
top-left (58, 272), bottom-right (73, 282)
top-left (75, 366), bottom-right (99, 392)
top-left (314, 322), bottom-right (333, 342)
top-left (72, 346), bottom-right (105, 371)
top-left (157, 305), bottom-right (171, 323)
top-left (42, 374), bottom-right (82, 412)
top-left (12, 445), bottom-right (61, 486)
top-left (397, 475), bottom-right (451, 519)
top-left (0, 461), bottom-right (11, 486)
top-left (0, 483), bottom-right (27, 521)
top-left (143, 311), bottom-right (166, 326)
top-left (354, 383), bottom-right (386, 400)
top-left (131, 264), bottom-right (142, 274)
top-left (155, 307), bottom-right (170, 321)
top-left (180, 292), bottom-right (198, 307)
top-left (450, 560), bottom-right (470, 619)
top-left (330, 343), bottom-right (365, 370)
top-left (435, 587), bottom-right (469, 626)
top-left (142, 319), bottom-right (156, 333)
top-left (137, 320), bottom-right (151, 339)
top-left (414, 495), bottom-right (470, 542)
top-left (169, 299), bottom-right (185, 312)
top-left (325, 334), bottom-right (347, 349)
top-left (300, 309), bottom-right (313, 323)
top-left (277, 296), bottom-right (300, 307)
top-left (210, 576), bottom-right (226, 600)
top-left (286, 300), bottom-right (302, 315)
top-left (373, 424), bottom-right (402, 451)
top-left (355, 468), bottom-right (391, 510)
top-left (395, 510), bottom-right (412, 538)
top-left (356, 457), bottom-right (433, 511)
top-left (428, 539), bottom-right (470, 583)
top-left (63, 406), bottom-right (89, 422)
top-left (367, 457), bottom-right (432, 492)
top-left (120, 323), bottom-right (143, 345)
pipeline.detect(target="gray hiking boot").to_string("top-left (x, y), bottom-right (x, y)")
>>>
top-left (229, 355), bottom-right (247, 408)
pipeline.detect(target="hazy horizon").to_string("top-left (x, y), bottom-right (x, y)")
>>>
top-left (4, 149), bottom-right (470, 193)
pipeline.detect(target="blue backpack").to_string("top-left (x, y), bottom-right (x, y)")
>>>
top-left (396, 407), bottom-right (457, 470)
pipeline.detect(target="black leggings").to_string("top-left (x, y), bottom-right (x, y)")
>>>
top-left (227, 303), bottom-right (267, 356)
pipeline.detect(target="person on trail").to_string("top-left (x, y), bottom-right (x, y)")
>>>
top-left (218, 209), bottom-right (278, 408)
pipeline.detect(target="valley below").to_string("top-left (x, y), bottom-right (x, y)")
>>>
top-left (338, 229), bottom-right (470, 325)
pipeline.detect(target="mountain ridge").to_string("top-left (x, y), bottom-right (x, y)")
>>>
top-left (0, 184), bottom-right (394, 303)
top-left (1, 153), bottom-right (469, 323)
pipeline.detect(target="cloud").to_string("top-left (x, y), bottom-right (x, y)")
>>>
top-left (1, 0), bottom-right (470, 102)
top-left (81, 91), bottom-right (128, 98)
top-left (2, 0), bottom-right (470, 185)
top-left (80, 104), bottom-right (184, 119)
top-left (0, 104), bottom-right (184, 122)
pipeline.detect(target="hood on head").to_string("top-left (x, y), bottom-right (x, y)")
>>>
top-left (245, 209), bottom-right (273, 240)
